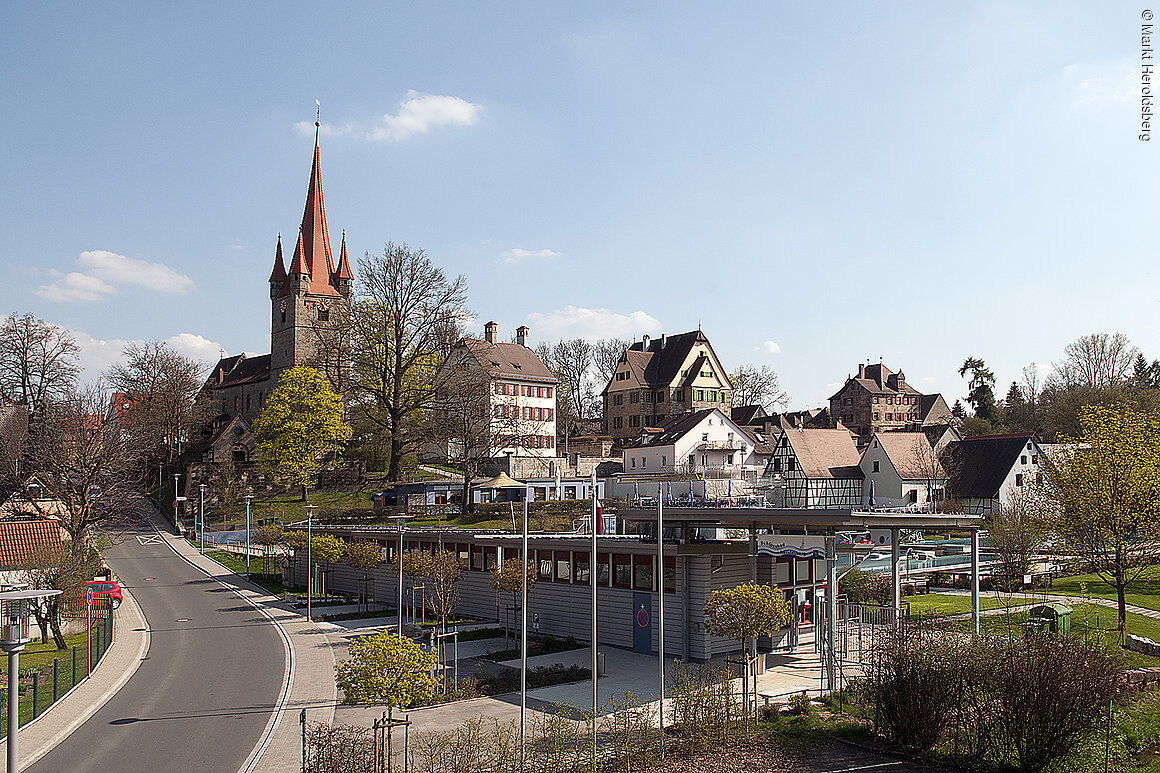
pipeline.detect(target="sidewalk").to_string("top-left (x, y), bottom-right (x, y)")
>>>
top-left (0, 580), bottom-right (150, 769)
top-left (938, 588), bottom-right (1160, 621)
top-left (157, 526), bottom-right (338, 773)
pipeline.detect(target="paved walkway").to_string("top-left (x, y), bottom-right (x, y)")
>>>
top-left (937, 588), bottom-right (1160, 623)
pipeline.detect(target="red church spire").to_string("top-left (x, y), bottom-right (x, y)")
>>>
top-left (268, 233), bottom-right (287, 283)
top-left (334, 230), bottom-right (353, 282)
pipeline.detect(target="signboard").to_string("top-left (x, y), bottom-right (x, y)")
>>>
top-left (533, 613), bottom-right (540, 632)
top-left (86, 589), bottom-right (93, 606)
top-left (756, 534), bottom-right (826, 559)
top-left (869, 529), bottom-right (892, 547)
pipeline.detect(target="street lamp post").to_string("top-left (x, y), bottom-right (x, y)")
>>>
top-left (245, 495), bottom-right (254, 579)
top-left (390, 514), bottom-right (412, 637)
top-left (173, 472), bottom-right (180, 528)
top-left (590, 470), bottom-right (598, 771)
top-left (199, 484), bottom-right (207, 554)
top-left (0, 588), bottom-right (62, 773)
top-left (520, 484), bottom-right (530, 771)
top-left (305, 504), bottom-right (316, 622)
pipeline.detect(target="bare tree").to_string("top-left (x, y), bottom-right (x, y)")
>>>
top-left (728, 364), bottom-right (789, 409)
top-left (106, 340), bottom-right (205, 464)
top-left (306, 301), bottom-right (353, 400)
top-left (5, 384), bottom-right (145, 546)
top-left (424, 352), bottom-right (543, 511)
top-left (985, 484), bottom-right (1050, 590)
top-left (535, 338), bottom-right (597, 446)
top-left (22, 541), bottom-right (104, 649)
top-left (350, 243), bottom-right (468, 481)
top-left (1052, 332), bottom-right (1138, 390)
top-left (0, 312), bottom-right (80, 412)
top-left (592, 338), bottom-right (631, 388)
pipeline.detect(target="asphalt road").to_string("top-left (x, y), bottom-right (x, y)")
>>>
top-left (28, 510), bottom-right (286, 773)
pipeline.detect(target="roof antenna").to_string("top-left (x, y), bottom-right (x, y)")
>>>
top-left (314, 100), bottom-right (321, 144)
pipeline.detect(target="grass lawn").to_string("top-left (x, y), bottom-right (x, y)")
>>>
top-left (1045, 571), bottom-right (1160, 613)
top-left (0, 631), bottom-right (92, 677)
top-left (205, 550), bottom-right (284, 596)
top-left (903, 593), bottom-right (1011, 617)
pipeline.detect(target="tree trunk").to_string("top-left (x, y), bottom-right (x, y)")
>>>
top-left (1117, 581), bottom-right (1128, 639)
top-left (463, 475), bottom-right (473, 514)
top-left (302, 483), bottom-right (309, 503)
top-left (388, 424), bottom-right (403, 483)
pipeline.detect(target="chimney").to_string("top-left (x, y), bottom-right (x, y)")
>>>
top-left (515, 325), bottom-right (529, 347)
top-left (642, 334), bottom-right (651, 350)
top-left (484, 321), bottom-right (498, 344)
top-left (857, 363), bottom-right (866, 379)
top-left (659, 333), bottom-right (666, 349)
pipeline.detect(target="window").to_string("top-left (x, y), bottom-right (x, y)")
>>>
top-left (655, 391), bottom-right (664, 403)
top-left (597, 553), bottom-right (611, 585)
top-left (696, 389), bottom-right (705, 401)
top-left (1021, 455), bottom-right (1027, 465)
top-left (872, 460), bottom-right (880, 472)
top-left (547, 387), bottom-right (553, 398)
top-left (613, 394), bottom-right (623, 405)
top-left (1031, 455), bottom-right (1038, 465)
top-left (547, 408), bottom-right (553, 421)
top-left (485, 547), bottom-right (499, 571)
top-left (613, 554), bottom-right (631, 588)
top-left (613, 417), bottom-right (623, 429)
top-left (874, 412), bottom-right (879, 421)
top-left (726, 453), bottom-right (734, 465)
top-left (630, 415), bottom-right (640, 427)
top-left (574, 553), bottom-right (590, 583)
top-left (702, 432), bottom-right (709, 442)
top-left (471, 545), bottom-right (485, 571)
top-left (1015, 473), bottom-right (1024, 487)
top-left (664, 557), bottom-right (676, 593)
top-left (537, 552), bottom-right (553, 580)
top-left (887, 397), bottom-right (894, 405)
top-left (672, 390), bottom-right (683, 401)
top-left (775, 559), bottom-right (791, 585)
top-left (873, 397), bottom-right (879, 404)
top-left (317, 308), bottom-right (329, 321)
top-left (631, 457), bottom-right (636, 468)
top-left (281, 310), bottom-right (286, 324)
top-left (633, 555), bottom-right (654, 590)
top-left (773, 458), bottom-right (782, 472)
top-left (795, 559), bottom-right (811, 582)
top-left (787, 457), bottom-right (796, 471)
top-left (844, 397), bottom-right (852, 406)
top-left (708, 390), bottom-right (717, 402)
top-left (641, 457), bottom-right (646, 468)
top-left (630, 391), bottom-right (639, 404)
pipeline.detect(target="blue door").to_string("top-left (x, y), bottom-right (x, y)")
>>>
top-left (633, 593), bottom-right (652, 655)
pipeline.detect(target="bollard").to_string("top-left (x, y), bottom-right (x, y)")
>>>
top-left (53, 659), bottom-right (58, 703)
top-left (32, 671), bottom-right (39, 719)
top-left (72, 646), bottom-right (77, 685)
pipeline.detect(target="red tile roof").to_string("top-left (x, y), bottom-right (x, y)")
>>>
top-left (0, 519), bottom-right (64, 568)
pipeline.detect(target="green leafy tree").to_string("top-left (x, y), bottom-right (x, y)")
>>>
top-left (839, 568), bottom-right (890, 605)
top-left (703, 582), bottom-right (792, 716)
top-left (311, 534), bottom-right (346, 595)
top-left (334, 629), bottom-right (438, 709)
top-left (253, 366), bottom-right (351, 501)
top-left (959, 356), bottom-right (998, 423)
top-left (21, 540), bottom-right (105, 649)
top-left (427, 549), bottom-right (463, 631)
top-left (343, 539), bottom-right (383, 610)
top-left (489, 559), bottom-right (537, 643)
top-left (1045, 404), bottom-right (1160, 634)
top-left (253, 523), bottom-right (284, 575)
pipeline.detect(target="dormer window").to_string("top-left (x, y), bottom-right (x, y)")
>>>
top-left (702, 432), bottom-right (709, 442)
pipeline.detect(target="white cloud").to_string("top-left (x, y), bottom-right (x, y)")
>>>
top-left (164, 333), bottom-right (225, 364)
top-left (35, 272), bottom-right (117, 302)
top-left (755, 340), bottom-right (781, 355)
top-left (70, 329), bottom-right (226, 385)
top-left (524, 306), bottom-right (661, 340)
top-left (500, 248), bottom-right (562, 264)
top-left (77, 250), bottom-right (194, 293)
top-left (36, 250), bottom-right (193, 302)
top-left (296, 91), bottom-right (483, 142)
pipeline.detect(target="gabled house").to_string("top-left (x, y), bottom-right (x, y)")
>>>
top-left (942, 432), bottom-right (1046, 515)
top-left (438, 322), bottom-right (559, 459)
top-left (601, 329), bottom-right (733, 442)
top-left (858, 432), bottom-right (947, 509)
top-left (620, 408), bottom-right (765, 478)
top-left (829, 362), bottom-right (954, 443)
top-left (763, 429), bottom-right (863, 508)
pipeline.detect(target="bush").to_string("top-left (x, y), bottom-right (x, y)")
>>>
top-left (840, 569), bottom-right (891, 605)
top-left (785, 691), bottom-right (813, 716)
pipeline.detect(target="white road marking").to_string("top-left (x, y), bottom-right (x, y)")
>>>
top-left (820, 763), bottom-right (904, 772)
top-left (136, 535), bottom-right (163, 545)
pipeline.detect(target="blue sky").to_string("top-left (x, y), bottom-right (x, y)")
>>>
top-left (2, 2), bottom-right (1156, 409)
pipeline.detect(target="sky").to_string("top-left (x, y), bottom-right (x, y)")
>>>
top-left (2, 2), bottom-right (1157, 410)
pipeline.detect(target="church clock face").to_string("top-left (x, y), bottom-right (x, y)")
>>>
top-left (279, 300), bottom-right (287, 313)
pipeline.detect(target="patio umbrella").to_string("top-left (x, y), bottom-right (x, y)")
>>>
top-left (634, 481), bottom-right (639, 499)
top-left (867, 479), bottom-right (876, 509)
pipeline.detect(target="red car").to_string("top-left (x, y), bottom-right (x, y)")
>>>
top-left (80, 580), bottom-right (122, 609)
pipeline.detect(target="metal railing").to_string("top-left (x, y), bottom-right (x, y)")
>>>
top-left (0, 610), bottom-right (114, 737)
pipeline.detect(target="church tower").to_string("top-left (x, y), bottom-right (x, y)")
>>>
top-left (268, 124), bottom-right (353, 389)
